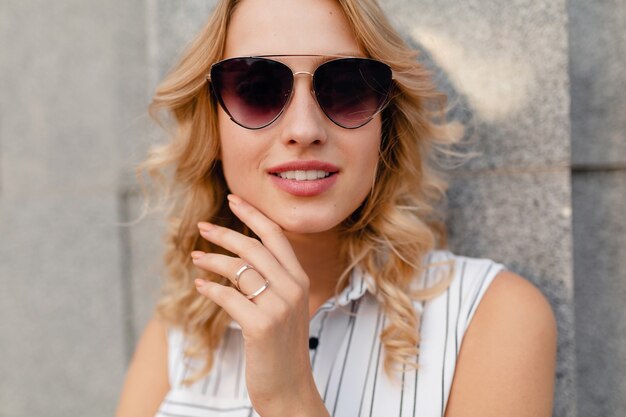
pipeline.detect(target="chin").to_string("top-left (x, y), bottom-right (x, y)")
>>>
top-left (270, 213), bottom-right (343, 236)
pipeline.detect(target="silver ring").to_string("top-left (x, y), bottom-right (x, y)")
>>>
top-left (235, 264), bottom-right (256, 291)
top-left (234, 264), bottom-right (270, 300)
top-left (245, 279), bottom-right (270, 300)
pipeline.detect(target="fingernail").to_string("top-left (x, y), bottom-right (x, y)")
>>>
top-left (227, 194), bottom-right (242, 206)
top-left (197, 222), bottom-right (214, 233)
top-left (190, 251), bottom-right (205, 261)
top-left (194, 279), bottom-right (206, 288)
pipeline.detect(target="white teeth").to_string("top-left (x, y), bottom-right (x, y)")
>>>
top-left (277, 170), bottom-right (332, 180)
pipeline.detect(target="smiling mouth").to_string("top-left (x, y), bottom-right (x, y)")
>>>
top-left (272, 170), bottom-right (336, 181)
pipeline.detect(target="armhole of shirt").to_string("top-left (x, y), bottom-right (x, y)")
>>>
top-left (459, 258), bottom-right (506, 336)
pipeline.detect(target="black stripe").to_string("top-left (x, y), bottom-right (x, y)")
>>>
top-left (311, 311), bottom-right (329, 370)
top-left (465, 263), bottom-right (494, 323)
top-left (357, 304), bottom-right (383, 417)
top-left (322, 308), bottom-right (352, 402)
top-left (413, 253), bottom-right (433, 416)
top-left (342, 276), bottom-right (354, 305)
top-left (213, 329), bottom-right (231, 395)
top-left (368, 314), bottom-right (387, 417)
top-left (441, 285), bottom-right (451, 416)
top-left (310, 303), bottom-right (336, 324)
top-left (331, 299), bottom-right (361, 416)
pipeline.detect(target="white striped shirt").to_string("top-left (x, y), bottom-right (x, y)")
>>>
top-left (156, 250), bottom-right (505, 417)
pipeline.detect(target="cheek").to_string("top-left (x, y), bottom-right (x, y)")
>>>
top-left (219, 131), bottom-right (248, 192)
top-left (360, 123), bottom-right (383, 186)
top-left (218, 112), bottom-right (254, 186)
top-left (220, 142), bottom-right (255, 192)
top-left (342, 124), bottom-right (383, 207)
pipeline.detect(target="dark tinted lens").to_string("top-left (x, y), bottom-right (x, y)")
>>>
top-left (314, 58), bottom-right (392, 128)
top-left (211, 58), bottom-right (293, 129)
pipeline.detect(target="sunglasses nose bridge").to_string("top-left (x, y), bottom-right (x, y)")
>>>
top-left (291, 70), bottom-right (317, 99)
top-left (293, 71), bottom-right (313, 78)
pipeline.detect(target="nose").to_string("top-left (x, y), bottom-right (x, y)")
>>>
top-left (277, 73), bottom-right (328, 147)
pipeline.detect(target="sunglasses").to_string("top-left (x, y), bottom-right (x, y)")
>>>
top-left (207, 55), bottom-right (394, 129)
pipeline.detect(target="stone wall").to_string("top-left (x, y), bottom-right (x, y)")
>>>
top-left (569, 0), bottom-right (626, 416)
top-left (0, 1), bottom-right (623, 416)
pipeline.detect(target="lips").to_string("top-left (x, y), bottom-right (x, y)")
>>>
top-left (267, 160), bottom-right (340, 196)
top-left (268, 160), bottom-right (340, 175)
top-left (275, 170), bottom-right (332, 180)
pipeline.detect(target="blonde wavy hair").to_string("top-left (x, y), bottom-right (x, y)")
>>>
top-left (139, 0), bottom-right (460, 384)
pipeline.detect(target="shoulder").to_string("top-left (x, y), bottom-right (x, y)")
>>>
top-left (444, 270), bottom-right (558, 417)
top-left (468, 270), bottom-right (557, 341)
top-left (115, 315), bottom-right (171, 417)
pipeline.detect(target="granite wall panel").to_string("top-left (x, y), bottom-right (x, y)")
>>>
top-left (446, 170), bottom-right (575, 417)
top-left (569, 0), bottom-right (626, 167)
top-left (572, 172), bottom-right (626, 417)
top-left (0, 0), bottom-right (149, 416)
top-left (1, 0), bottom-right (600, 415)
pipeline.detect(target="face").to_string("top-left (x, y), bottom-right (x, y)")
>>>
top-left (218, 0), bottom-right (382, 236)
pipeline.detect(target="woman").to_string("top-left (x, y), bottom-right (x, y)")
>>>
top-left (116, 0), bottom-right (557, 416)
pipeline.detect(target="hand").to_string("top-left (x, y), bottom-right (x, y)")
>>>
top-left (191, 194), bottom-right (329, 417)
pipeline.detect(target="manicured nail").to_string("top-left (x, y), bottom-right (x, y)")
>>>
top-left (227, 194), bottom-right (243, 206)
top-left (197, 222), bottom-right (214, 233)
top-left (194, 279), bottom-right (206, 288)
top-left (190, 251), bottom-right (205, 261)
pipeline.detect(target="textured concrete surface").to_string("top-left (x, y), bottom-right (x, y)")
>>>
top-left (572, 172), bottom-right (626, 417)
top-left (380, 0), bottom-right (571, 171)
top-left (446, 170), bottom-right (576, 417)
top-left (149, 0), bottom-right (218, 85)
top-left (121, 190), bottom-right (167, 349)
top-left (0, 0), bottom-right (149, 416)
top-left (3, 0), bottom-right (613, 416)
top-left (0, 195), bottom-right (126, 416)
top-left (569, 0), bottom-right (626, 415)
top-left (569, 0), bottom-right (626, 167)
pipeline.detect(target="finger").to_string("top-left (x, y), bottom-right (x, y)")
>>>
top-left (226, 194), bottom-right (307, 281)
top-left (197, 224), bottom-right (303, 296)
top-left (194, 279), bottom-right (266, 331)
top-left (191, 251), bottom-right (285, 305)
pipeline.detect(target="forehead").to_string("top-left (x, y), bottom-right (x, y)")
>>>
top-left (223, 0), bottom-right (362, 58)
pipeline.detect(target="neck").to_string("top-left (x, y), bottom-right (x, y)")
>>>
top-left (284, 229), bottom-right (348, 318)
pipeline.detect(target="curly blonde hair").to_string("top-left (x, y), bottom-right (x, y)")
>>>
top-left (139, 0), bottom-right (460, 384)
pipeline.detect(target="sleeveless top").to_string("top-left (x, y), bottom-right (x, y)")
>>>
top-left (155, 250), bottom-right (505, 417)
